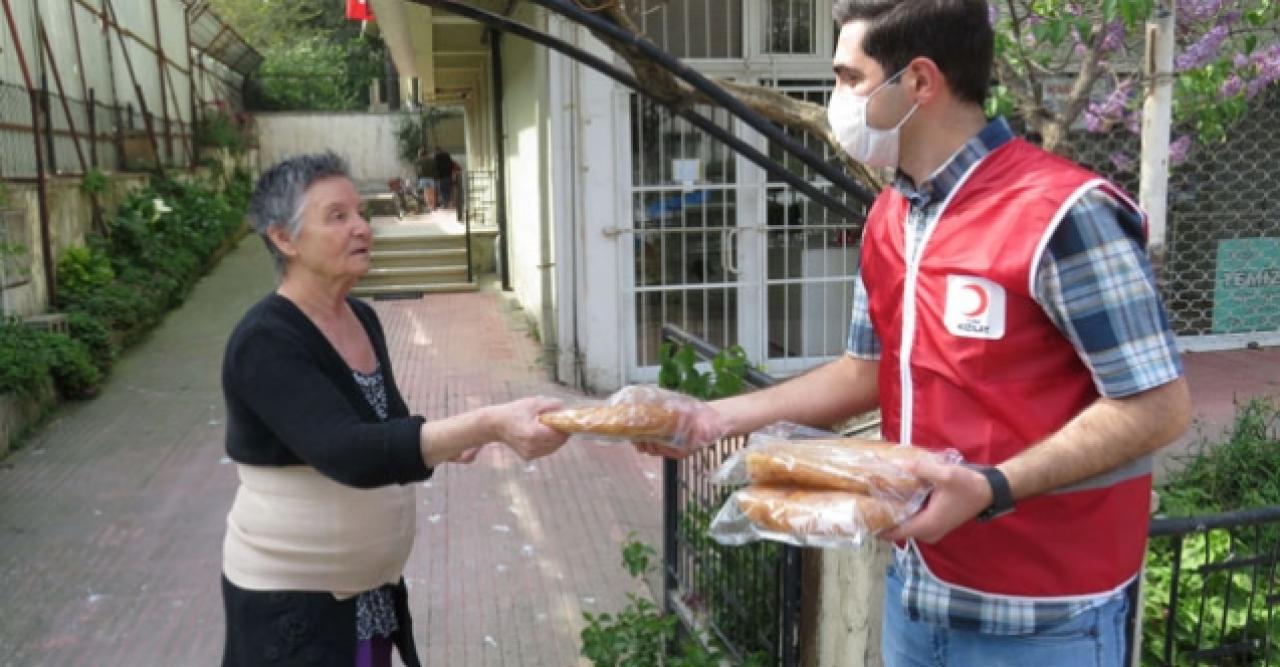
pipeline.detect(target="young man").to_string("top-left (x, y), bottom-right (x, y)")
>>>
top-left (641, 0), bottom-right (1191, 663)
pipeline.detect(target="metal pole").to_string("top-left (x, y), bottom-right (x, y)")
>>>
top-left (104, 0), bottom-right (163, 175)
top-left (2, 0), bottom-right (57, 304)
top-left (67, 0), bottom-right (90, 99)
top-left (489, 28), bottom-right (511, 291)
top-left (150, 0), bottom-right (172, 163)
top-left (163, 62), bottom-right (191, 165)
top-left (38, 18), bottom-right (89, 173)
top-left (185, 4), bottom-right (198, 168)
top-left (1139, 1), bottom-right (1175, 279)
top-left (88, 87), bottom-right (98, 167)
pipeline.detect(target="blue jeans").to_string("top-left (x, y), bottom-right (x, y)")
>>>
top-left (882, 565), bottom-right (1128, 667)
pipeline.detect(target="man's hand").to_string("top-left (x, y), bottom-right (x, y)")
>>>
top-left (632, 400), bottom-right (727, 459)
top-left (882, 458), bottom-right (993, 544)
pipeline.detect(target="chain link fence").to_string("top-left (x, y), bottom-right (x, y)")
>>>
top-left (1072, 84), bottom-right (1280, 343)
top-left (0, 79), bottom-right (194, 178)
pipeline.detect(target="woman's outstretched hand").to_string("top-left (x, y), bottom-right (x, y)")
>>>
top-left (489, 397), bottom-right (570, 461)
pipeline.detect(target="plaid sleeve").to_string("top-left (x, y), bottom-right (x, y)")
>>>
top-left (846, 273), bottom-right (882, 360)
top-left (1034, 188), bottom-right (1183, 398)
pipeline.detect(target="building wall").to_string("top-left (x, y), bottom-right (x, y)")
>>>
top-left (2, 173), bottom-right (152, 317)
top-left (501, 7), bottom-right (556, 351)
top-left (254, 112), bottom-right (466, 190)
top-left (550, 24), bottom-right (629, 392)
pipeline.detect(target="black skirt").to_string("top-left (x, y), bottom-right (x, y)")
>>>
top-left (221, 575), bottom-right (421, 667)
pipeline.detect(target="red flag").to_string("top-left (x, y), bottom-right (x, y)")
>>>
top-left (346, 0), bottom-right (374, 21)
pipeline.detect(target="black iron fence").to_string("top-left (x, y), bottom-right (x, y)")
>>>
top-left (660, 323), bottom-right (802, 666)
top-left (1143, 506), bottom-right (1280, 666)
top-left (660, 323), bottom-right (1280, 667)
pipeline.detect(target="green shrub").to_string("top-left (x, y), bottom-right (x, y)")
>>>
top-left (0, 323), bottom-right (54, 395)
top-left (65, 311), bottom-right (115, 372)
top-left (56, 246), bottom-right (115, 307)
top-left (43, 333), bottom-right (101, 399)
top-left (0, 323), bottom-right (100, 399)
top-left (581, 534), bottom-right (742, 667)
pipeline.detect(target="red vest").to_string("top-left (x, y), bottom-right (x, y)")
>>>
top-left (862, 138), bottom-right (1152, 597)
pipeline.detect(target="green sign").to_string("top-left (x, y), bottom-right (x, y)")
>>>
top-left (1212, 237), bottom-right (1280, 334)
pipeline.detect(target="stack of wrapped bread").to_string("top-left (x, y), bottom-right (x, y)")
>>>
top-left (711, 438), bottom-right (942, 548)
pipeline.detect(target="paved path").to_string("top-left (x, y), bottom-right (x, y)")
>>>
top-left (0, 239), bottom-right (662, 666)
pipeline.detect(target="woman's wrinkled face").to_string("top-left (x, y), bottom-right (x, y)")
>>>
top-left (277, 177), bottom-right (372, 281)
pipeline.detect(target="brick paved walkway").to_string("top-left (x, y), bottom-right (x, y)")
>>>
top-left (0, 239), bottom-right (662, 666)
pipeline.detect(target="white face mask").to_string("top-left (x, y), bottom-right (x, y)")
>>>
top-left (827, 68), bottom-right (919, 169)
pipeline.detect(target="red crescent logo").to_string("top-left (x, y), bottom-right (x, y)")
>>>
top-left (961, 284), bottom-right (988, 317)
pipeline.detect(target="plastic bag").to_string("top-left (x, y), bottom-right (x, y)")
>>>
top-left (537, 385), bottom-right (725, 449)
top-left (709, 486), bottom-right (909, 548)
top-left (708, 423), bottom-right (962, 548)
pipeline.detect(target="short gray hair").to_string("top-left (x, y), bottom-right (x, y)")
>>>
top-left (246, 151), bottom-right (351, 271)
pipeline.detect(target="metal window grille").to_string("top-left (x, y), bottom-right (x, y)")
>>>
top-left (629, 94), bottom-right (742, 368)
top-left (627, 0), bottom-right (744, 59)
top-left (763, 0), bottom-right (817, 55)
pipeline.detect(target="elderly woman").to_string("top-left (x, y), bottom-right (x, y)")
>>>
top-left (220, 152), bottom-right (567, 667)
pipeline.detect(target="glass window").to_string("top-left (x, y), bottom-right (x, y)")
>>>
top-left (626, 0), bottom-right (744, 59)
top-left (763, 0), bottom-right (817, 55)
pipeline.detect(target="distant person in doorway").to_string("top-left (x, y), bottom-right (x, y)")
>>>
top-left (433, 149), bottom-right (454, 208)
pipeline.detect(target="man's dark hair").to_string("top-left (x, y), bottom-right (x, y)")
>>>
top-left (832, 0), bottom-right (993, 106)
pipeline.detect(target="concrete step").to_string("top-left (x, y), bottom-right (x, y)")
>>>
top-left (371, 233), bottom-right (467, 252)
top-left (359, 265), bottom-right (469, 288)
top-left (351, 281), bottom-right (478, 297)
top-left (370, 248), bottom-right (467, 268)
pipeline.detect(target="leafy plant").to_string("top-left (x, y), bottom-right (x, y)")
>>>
top-left (394, 109), bottom-right (456, 167)
top-left (80, 168), bottom-right (109, 196)
top-left (657, 342), bottom-right (750, 400)
top-left (56, 246), bottom-right (115, 306)
top-left (580, 533), bottom-right (730, 667)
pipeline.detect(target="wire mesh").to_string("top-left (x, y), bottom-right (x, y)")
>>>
top-left (0, 82), bottom-right (37, 177)
top-left (1071, 84), bottom-right (1280, 340)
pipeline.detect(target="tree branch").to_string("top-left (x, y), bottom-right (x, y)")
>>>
top-left (568, 0), bottom-right (881, 190)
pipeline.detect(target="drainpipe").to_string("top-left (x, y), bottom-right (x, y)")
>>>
top-left (489, 29), bottom-right (511, 291)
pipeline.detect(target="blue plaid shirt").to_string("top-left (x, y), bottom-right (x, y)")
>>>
top-left (848, 117), bottom-right (1183, 634)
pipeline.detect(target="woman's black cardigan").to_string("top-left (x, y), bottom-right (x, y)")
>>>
top-left (220, 293), bottom-right (433, 667)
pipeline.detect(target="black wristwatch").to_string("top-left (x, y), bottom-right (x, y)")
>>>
top-left (968, 465), bottom-right (1015, 522)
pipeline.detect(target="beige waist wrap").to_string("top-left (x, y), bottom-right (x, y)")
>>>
top-left (223, 465), bottom-right (416, 599)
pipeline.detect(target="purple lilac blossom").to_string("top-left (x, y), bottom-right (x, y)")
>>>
top-left (1110, 151), bottom-right (1137, 172)
top-left (1169, 135), bottom-right (1193, 165)
top-left (1175, 24), bottom-right (1229, 71)
top-left (1178, 0), bottom-right (1224, 23)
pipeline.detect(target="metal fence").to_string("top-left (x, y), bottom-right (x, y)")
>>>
top-left (1071, 84), bottom-right (1280, 346)
top-left (661, 324), bottom-right (1280, 667)
top-left (660, 324), bottom-right (803, 666)
top-left (0, 0), bottom-right (256, 178)
top-left (1144, 506), bottom-right (1280, 666)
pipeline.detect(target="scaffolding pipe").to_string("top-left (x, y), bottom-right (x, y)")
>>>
top-left (38, 18), bottom-right (89, 172)
top-left (1, 0), bottom-right (57, 304)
